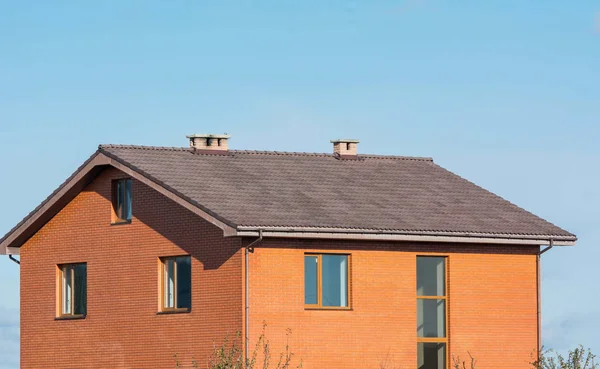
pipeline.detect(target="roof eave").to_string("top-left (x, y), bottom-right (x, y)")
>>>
top-left (0, 151), bottom-right (110, 252)
top-left (2, 247), bottom-right (20, 256)
top-left (0, 151), bottom-right (238, 252)
top-left (234, 227), bottom-right (576, 246)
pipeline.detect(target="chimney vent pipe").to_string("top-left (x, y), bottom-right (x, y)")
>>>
top-left (331, 139), bottom-right (360, 158)
top-left (187, 134), bottom-right (231, 152)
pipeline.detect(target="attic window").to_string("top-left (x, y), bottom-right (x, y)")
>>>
top-left (112, 179), bottom-right (132, 224)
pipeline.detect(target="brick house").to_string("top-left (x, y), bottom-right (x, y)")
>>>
top-left (1, 134), bottom-right (576, 369)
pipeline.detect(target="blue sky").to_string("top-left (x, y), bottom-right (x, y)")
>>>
top-left (0, 1), bottom-right (598, 367)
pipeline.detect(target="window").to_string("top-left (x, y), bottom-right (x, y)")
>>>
top-left (160, 256), bottom-right (191, 312)
top-left (58, 263), bottom-right (87, 318)
top-left (417, 256), bottom-right (447, 369)
top-left (304, 254), bottom-right (349, 308)
top-left (112, 179), bottom-right (132, 223)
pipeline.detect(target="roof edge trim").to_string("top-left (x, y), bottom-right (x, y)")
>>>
top-left (0, 151), bottom-right (237, 251)
top-left (0, 151), bottom-right (109, 251)
top-left (3, 247), bottom-right (20, 256)
top-left (97, 145), bottom-right (434, 161)
top-left (234, 228), bottom-right (576, 246)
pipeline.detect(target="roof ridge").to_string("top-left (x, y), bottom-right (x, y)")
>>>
top-left (231, 149), bottom-right (332, 158)
top-left (98, 144), bottom-right (190, 152)
top-left (232, 150), bottom-right (433, 161)
top-left (99, 144), bottom-right (433, 161)
top-left (359, 154), bottom-right (433, 161)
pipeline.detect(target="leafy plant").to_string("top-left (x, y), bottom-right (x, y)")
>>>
top-left (377, 350), bottom-right (404, 369)
top-left (452, 352), bottom-right (476, 369)
top-left (208, 331), bottom-right (244, 369)
top-left (531, 346), bottom-right (597, 369)
top-left (176, 321), bottom-right (302, 369)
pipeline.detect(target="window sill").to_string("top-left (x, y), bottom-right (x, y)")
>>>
top-left (111, 220), bottom-right (132, 226)
top-left (157, 309), bottom-right (191, 315)
top-left (304, 307), bottom-right (353, 311)
top-left (55, 315), bottom-right (86, 321)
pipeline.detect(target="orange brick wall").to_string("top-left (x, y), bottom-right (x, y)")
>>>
top-left (247, 239), bottom-right (539, 369)
top-left (20, 167), bottom-right (243, 369)
top-left (18, 165), bottom-right (540, 369)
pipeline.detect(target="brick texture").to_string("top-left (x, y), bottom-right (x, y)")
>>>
top-left (19, 166), bottom-right (540, 369)
top-left (20, 167), bottom-right (243, 369)
top-left (247, 239), bottom-right (538, 369)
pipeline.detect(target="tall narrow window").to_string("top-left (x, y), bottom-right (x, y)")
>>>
top-left (417, 256), bottom-right (447, 369)
top-left (58, 263), bottom-right (87, 318)
top-left (304, 254), bottom-right (349, 308)
top-left (160, 256), bottom-right (191, 312)
top-left (112, 179), bottom-right (132, 223)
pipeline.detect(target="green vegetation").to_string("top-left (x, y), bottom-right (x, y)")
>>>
top-left (532, 346), bottom-right (597, 369)
top-left (176, 328), bottom-right (596, 369)
top-left (174, 322), bottom-right (302, 369)
top-left (452, 352), bottom-right (476, 369)
top-left (450, 347), bottom-right (597, 369)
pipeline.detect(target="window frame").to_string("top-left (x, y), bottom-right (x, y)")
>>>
top-left (416, 255), bottom-right (449, 369)
top-left (304, 253), bottom-right (351, 310)
top-left (57, 263), bottom-right (87, 319)
top-left (111, 178), bottom-right (132, 224)
top-left (159, 255), bottom-right (192, 313)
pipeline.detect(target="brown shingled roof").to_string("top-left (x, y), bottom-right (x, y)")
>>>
top-left (94, 144), bottom-right (574, 240)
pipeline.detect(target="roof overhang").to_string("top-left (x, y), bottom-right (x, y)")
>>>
top-left (234, 226), bottom-right (576, 246)
top-left (1, 152), bottom-right (109, 255)
top-left (0, 150), bottom-right (237, 255)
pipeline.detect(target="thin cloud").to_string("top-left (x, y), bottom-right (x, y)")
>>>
top-left (595, 12), bottom-right (600, 33)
